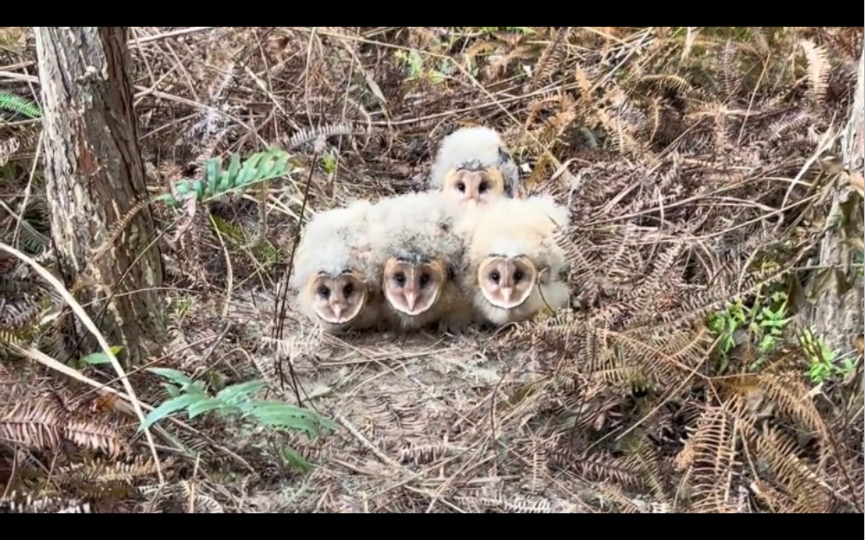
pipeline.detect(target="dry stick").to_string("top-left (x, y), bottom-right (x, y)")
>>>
top-left (776, 124), bottom-right (841, 232)
top-left (207, 213), bottom-right (234, 319)
top-left (272, 148), bottom-right (319, 408)
top-left (330, 27), bottom-right (363, 200)
top-left (0, 241), bottom-right (164, 484)
top-left (11, 131), bottom-right (42, 250)
top-left (301, 28), bottom-right (319, 129)
top-left (128, 27), bottom-right (214, 47)
top-left (335, 413), bottom-right (401, 469)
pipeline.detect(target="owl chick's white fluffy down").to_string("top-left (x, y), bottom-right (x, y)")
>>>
top-left (367, 190), bottom-right (474, 331)
top-left (290, 199), bottom-right (382, 333)
top-left (457, 195), bottom-right (571, 326)
top-left (428, 126), bottom-right (519, 206)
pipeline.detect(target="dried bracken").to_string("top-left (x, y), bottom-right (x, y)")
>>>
top-left (1, 26), bottom-right (862, 513)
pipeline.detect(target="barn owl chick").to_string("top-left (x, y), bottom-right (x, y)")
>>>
top-left (459, 196), bottom-right (571, 326)
top-left (290, 200), bottom-right (381, 333)
top-left (367, 191), bottom-right (473, 331)
top-left (428, 126), bottom-right (519, 206)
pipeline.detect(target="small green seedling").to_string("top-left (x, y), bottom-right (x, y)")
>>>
top-left (800, 328), bottom-right (857, 384)
top-left (707, 289), bottom-right (791, 373)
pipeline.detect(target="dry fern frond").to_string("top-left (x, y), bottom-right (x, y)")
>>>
top-left (0, 491), bottom-right (92, 513)
top-left (286, 123), bottom-right (357, 151)
top-left (0, 398), bottom-right (129, 458)
top-left (0, 136), bottom-right (20, 165)
top-left (56, 455), bottom-right (171, 484)
top-left (398, 442), bottom-right (462, 465)
top-left (572, 452), bottom-right (647, 490)
top-left (531, 27), bottom-right (568, 89)
top-left (457, 493), bottom-right (554, 513)
top-left (798, 39), bottom-right (830, 104)
top-left (593, 481), bottom-right (645, 512)
top-left (679, 406), bottom-right (739, 513)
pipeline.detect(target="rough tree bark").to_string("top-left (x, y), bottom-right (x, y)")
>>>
top-left (801, 46), bottom-right (864, 359)
top-left (34, 27), bottom-right (164, 366)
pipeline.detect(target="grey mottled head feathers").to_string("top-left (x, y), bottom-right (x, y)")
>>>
top-left (428, 127), bottom-right (519, 196)
top-left (290, 199), bottom-right (375, 289)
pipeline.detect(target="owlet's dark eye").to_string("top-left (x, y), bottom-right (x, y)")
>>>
top-left (489, 271), bottom-right (500, 283)
top-left (394, 272), bottom-right (406, 285)
top-left (419, 273), bottom-right (430, 287)
top-left (343, 283), bottom-right (354, 296)
top-left (478, 182), bottom-right (488, 193)
top-left (456, 182), bottom-right (465, 192)
top-left (513, 270), bottom-right (524, 282)
top-left (317, 285), bottom-right (330, 299)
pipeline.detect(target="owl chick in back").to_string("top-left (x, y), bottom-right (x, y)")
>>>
top-left (428, 126), bottom-right (519, 207)
top-left (457, 195), bottom-right (571, 326)
top-left (290, 200), bottom-right (381, 333)
top-left (367, 191), bottom-right (472, 331)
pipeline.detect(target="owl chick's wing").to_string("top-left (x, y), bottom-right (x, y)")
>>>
top-left (428, 127), bottom-right (519, 195)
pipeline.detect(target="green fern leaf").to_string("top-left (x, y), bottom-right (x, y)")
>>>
top-left (0, 92), bottom-right (42, 119)
top-left (215, 380), bottom-right (267, 406)
top-left (186, 398), bottom-right (226, 418)
top-left (138, 394), bottom-right (201, 432)
top-left (158, 147), bottom-right (294, 208)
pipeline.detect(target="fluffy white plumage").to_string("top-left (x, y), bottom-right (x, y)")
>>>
top-left (291, 200), bottom-right (373, 285)
top-left (457, 195), bottom-right (571, 325)
top-left (428, 126), bottom-right (519, 197)
top-left (368, 190), bottom-right (474, 330)
top-left (290, 199), bottom-right (381, 331)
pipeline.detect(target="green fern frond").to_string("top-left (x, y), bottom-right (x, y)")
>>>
top-left (158, 147), bottom-right (295, 208)
top-left (0, 92), bottom-right (42, 119)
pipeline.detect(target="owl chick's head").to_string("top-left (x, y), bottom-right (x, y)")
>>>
top-left (306, 270), bottom-right (368, 324)
top-left (429, 127), bottom-right (518, 203)
top-left (441, 158), bottom-right (508, 207)
top-left (476, 255), bottom-right (537, 309)
top-left (382, 253), bottom-right (448, 316)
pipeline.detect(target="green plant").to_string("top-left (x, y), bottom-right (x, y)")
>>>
top-left (140, 368), bottom-right (336, 469)
top-left (799, 328), bottom-right (857, 384)
top-left (77, 345), bottom-right (123, 369)
top-left (321, 152), bottom-right (337, 175)
top-left (157, 147), bottom-right (295, 208)
top-left (394, 49), bottom-right (424, 80)
top-left (708, 289), bottom-right (791, 372)
top-left (393, 50), bottom-right (452, 85)
top-left (0, 92), bottom-right (41, 119)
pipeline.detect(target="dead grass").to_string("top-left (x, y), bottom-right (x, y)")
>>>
top-left (0, 27), bottom-right (863, 513)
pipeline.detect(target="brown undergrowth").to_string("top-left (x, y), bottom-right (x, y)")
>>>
top-left (1, 27), bottom-right (863, 512)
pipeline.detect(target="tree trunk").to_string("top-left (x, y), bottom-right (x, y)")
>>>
top-left (34, 27), bottom-right (164, 366)
top-left (801, 46), bottom-right (864, 359)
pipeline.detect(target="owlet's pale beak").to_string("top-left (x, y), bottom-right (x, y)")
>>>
top-left (500, 287), bottom-right (513, 303)
top-left (404, 290), bottom-right (418, 311)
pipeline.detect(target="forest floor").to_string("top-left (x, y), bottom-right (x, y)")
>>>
top-left (0, 27), bottom-right (863, 513)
